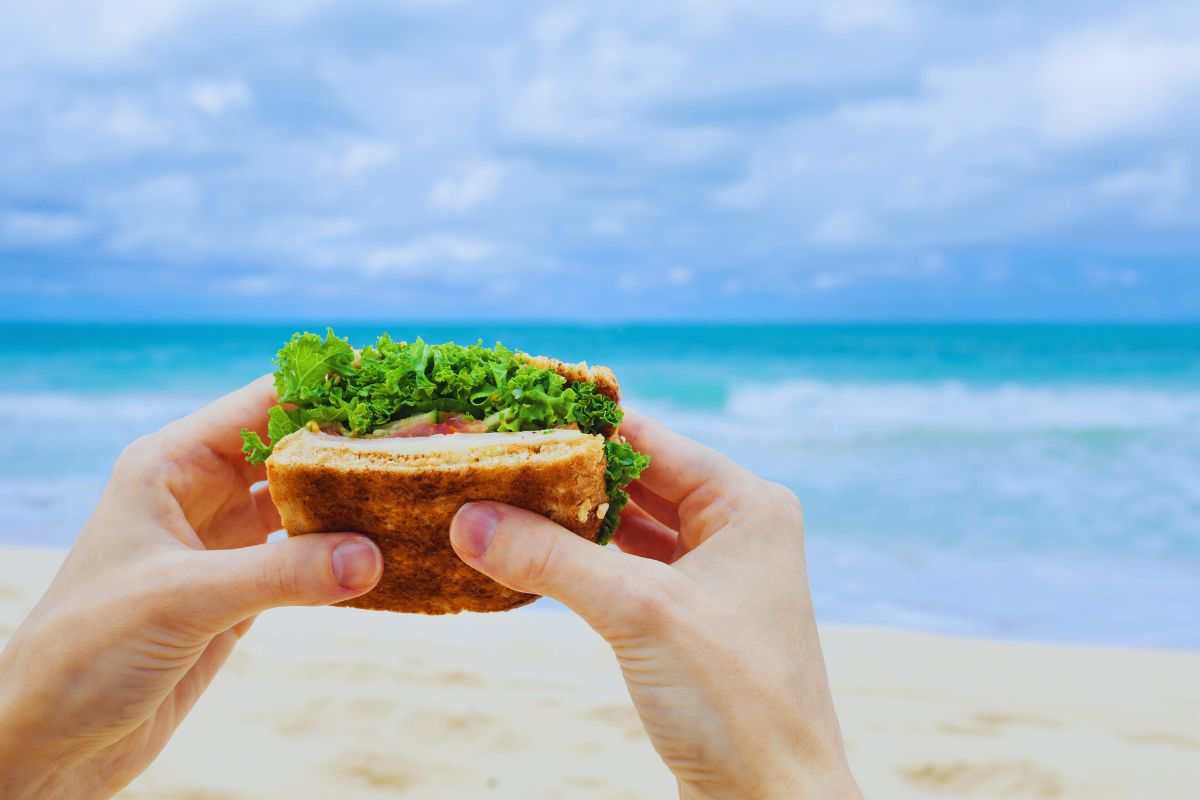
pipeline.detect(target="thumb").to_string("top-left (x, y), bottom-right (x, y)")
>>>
top-left (173, 533), bottom-right (383, 631)
top-left (450, 502), bottom-right (669, 635)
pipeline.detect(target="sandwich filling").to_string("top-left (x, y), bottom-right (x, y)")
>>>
top-left (241, 329), bottom-right (649, 544)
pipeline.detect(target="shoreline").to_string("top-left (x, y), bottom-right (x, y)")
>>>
top-left (3, 547), bottom-right (1197, 798)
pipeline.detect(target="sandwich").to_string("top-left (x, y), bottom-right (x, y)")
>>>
top-left (241, 329), bottom-right (649, 614)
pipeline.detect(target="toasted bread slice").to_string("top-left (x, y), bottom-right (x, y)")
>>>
top-left (266, 428), bottom-right (608, 614)
top-left (516, 353), bottom-right (621, 404)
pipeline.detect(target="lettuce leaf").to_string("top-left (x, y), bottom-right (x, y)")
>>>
top-left (240, 405), bottom-right (302, 464)
top-left (244, 332), bottom-right (624, 465)
top-left (597, 440), bottom-right (651, 545)
top-left (240, 430), bottom-right (272, 464)
top-left (275, 328), bottom-right (356, 406)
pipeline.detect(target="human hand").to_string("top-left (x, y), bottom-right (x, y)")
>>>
top-left (0, 377), bottom-right (383, 800)
top-left (450, 410), bottom-right (861, 800)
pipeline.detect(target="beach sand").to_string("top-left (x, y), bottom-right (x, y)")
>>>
top-left (2, 547), bottom-right (1197, 799)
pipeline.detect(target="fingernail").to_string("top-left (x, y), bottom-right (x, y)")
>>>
top-left (454, 503), bottom-right (499, 559)
top-left (332, 538), bottom-right (381, 590)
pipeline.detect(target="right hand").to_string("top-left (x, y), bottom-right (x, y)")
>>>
top-left (450, 411), bottom-right (862, 800)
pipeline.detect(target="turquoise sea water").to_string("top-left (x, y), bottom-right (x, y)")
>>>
top-left (3, 323), bottom-right (1198, 648)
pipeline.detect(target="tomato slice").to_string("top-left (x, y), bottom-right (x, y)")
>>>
top-left (385, 421), bottom-right (440, 437)
top-left (434, 413), bottom-right (490, 434)
top-left (331, 411), bottom-right (494, 439)
top-left (373, 412), bottom-right (489, 438)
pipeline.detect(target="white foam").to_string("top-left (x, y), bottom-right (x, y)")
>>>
top-left (0, 392), bottom-right (205, 423)
top-left (634, 380), bottom-right (1200, 444)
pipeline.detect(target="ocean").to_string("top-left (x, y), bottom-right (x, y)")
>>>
top-left (3, 323), bottom-right (1198, 649)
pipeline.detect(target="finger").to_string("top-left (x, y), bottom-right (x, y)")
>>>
top-left (197, 483), bottom-right (283, 550)
top-left (243, 461), bottom-right (268, 485)
top-left (450, 502), bottom-right (675, 636)
top-left (163, 533), bottom-right (382, 632)
top-left (161, 375), bottom-right (277, 462)
top-left (618, 409), bottom-right (749, 504)
top-left (614, 504), bottom-right (680, 563)
top-left (628, 481), bottom-right (681, 531)
top-left (251, 483), bottom-right (283, 536)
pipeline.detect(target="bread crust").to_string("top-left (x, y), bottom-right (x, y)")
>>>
top-left (266, 430), bottom-right (607, 614)
top-left (516, 353), bottom-right (622, 436)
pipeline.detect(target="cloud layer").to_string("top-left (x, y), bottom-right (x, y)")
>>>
top-left (1, 1), bottom-right (1198, 319)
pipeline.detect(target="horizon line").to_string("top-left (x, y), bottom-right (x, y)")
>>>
top-left (3, 317), bottom-right (1199, 327)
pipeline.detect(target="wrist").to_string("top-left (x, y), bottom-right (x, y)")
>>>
top-left (677, 757), bottom-right (861, 800)
top-left (0, 647), bottom-right (64, 799)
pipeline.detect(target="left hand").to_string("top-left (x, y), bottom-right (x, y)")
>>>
top-left (0, 377), bottom-right (383, 800)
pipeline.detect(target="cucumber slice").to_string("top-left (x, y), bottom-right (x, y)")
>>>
top-left (365, 410), bottom-right (439, 437)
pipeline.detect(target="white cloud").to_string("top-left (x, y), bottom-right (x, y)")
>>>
top-left (666, 266), bottom-right (693, 285)
top-left (362, 235), bottom-right (496, 276)
top-left (810, 209), bottom-right (873, 247)
top-left (0, 211), bottom-right (86, 244)
top-left (99, 174), bottom-right (204, 255)
top-left (1, 1), bottom-right (345, 71)
top-left (0, 1), bottom-right (188, 69)
top-left (713, 171), bottom-right (772, 210)
top-left (305, 217), bottom-right (361, 240)
top-left (531, 9), bottom-right (582, 48)
top-left (190, 80), bottom-right (251, 115)
top-left (1093, 154), bottom-right (1188, 222)
top-left (589, 215), bottom-right (626, 237)
top-left (803, 258), bottom-right (951, 292)
top-left (1039, 33), bottom-right (1200, 144)
top-left (647, 126), bottom-right (731, 166)
top-left (225, 275), bottom-right (275, 295)
top-left (56, 97), bottom-right (170, 148)
top-left (332, 141), bottom-right (397, 179)
top-left (819, 0), bottom-right (913, 33)
top-left (1084, 266), bottom-right (1141, 289)
top-left (502, 24), bottom-right (686, 147)
top-left (429, 161), bottom-right (506, 213)
top-left (811, 272), bottom-right (853, 291)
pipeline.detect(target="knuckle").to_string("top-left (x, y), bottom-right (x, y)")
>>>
top-left (519, 533), bottom-right (560, 591)
top-left (626, 584), bottom-right (669, 627)
top-left (141, 556), bottom-right (183, 598)
top-left (615, 567), bottom-right (684, 634)
top-left (113, 434), bottom-right (164, 483)
top-left (756, 480), bottom-right (804, 535)
top-left (130, 554), bottom-right (191, 621)
top-left (765, 480), bottom-right (803, 516)
top-left (681, 480), bottom-right (738, 530)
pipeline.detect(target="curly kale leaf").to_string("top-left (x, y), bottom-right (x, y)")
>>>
top-left (598, 440), bottom-right (651, 545)
top-left (274, 328), bottom-right (356, 406)
top-left (240, 430), bottom-right (273, 464)
top-left (241, 405), bottom-right (304, 465)
top-left (239, 331), bottom-right (626, 463)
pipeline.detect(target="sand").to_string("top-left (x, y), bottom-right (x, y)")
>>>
top-left (1, 547), bottom-right (1197, 799)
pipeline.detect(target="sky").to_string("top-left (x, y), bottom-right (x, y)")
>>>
top-left (1, 1), bottom-right (1198, 321)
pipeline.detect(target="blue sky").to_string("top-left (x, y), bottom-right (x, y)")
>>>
top-left (1, 1), bottom-right (1198, 320)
